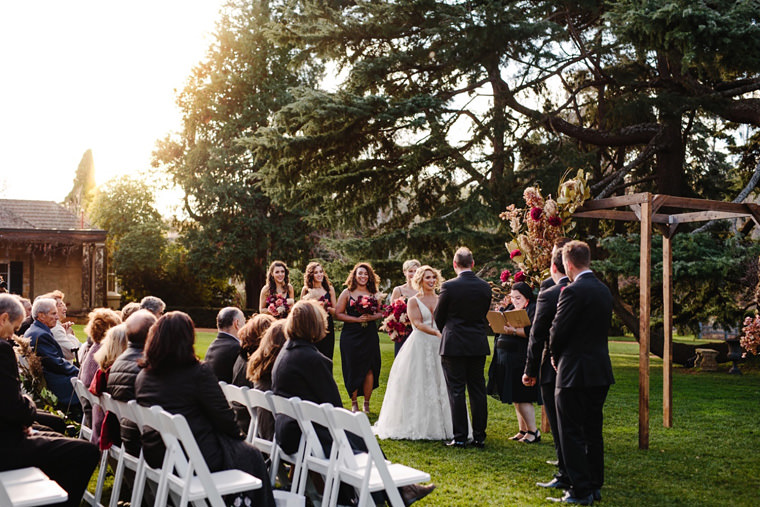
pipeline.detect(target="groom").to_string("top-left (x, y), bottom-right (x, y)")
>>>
top-left (434, 247), bottom-right (492, 448)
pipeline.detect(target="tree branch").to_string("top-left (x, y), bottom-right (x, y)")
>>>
top-left (694, 158), bottom-right (760, 233)
top-left (595, 132), bottom-right (663, 198)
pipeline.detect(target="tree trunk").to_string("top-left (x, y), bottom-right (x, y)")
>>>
top-left (244, 260), bottom-right (267, 311)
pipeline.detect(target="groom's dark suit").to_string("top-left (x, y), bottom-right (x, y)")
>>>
top-left (525, 275), bottom-right (569, 481)
top-left (434, 270), bottom-right (492, 444)
top-left (549, 272), bottom-right (614, 499)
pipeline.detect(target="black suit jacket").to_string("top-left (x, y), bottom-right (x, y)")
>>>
top-left (525, 276), bottom-right (569, 384)
top-left (549, 272), bottom-right (615, 389)
top-left (0, 338), bottom-right (36, 441)
top-left (434, 270), bottom-right (492, 357)
top-left (539, 276), bottom-right (555, 292)
top-left (204, 332), bottom-right (241, 384)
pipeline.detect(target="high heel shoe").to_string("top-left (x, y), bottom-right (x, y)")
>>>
top-left (351, 401), bottom-right (359, 413)
top-left (363, 401), bottom-right (370, 414)
top-left (521, 429), bottom-right (541, 443)
top-left (510, 430), bottom-right (527, 441)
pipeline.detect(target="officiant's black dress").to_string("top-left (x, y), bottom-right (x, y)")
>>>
top-left (487, 301), bottom-right (542, 404)
top-left (339, 296), bottom-right (381, 395)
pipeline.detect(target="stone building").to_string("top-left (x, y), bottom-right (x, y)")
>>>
top-left (0, 199), bottom-right (107, 316)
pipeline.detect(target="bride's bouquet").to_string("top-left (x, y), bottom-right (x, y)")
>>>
top-left (350, 294), bottom-right (382, 327)
top-left (381, 297), bottom-right (412, 342)
top-left (266, 293), bottom-right (292, 319)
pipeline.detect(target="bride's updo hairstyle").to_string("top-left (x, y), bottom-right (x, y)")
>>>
top-left (286, 299), bottom-right (328, 343)
top-left (411, 265), bottom-right (443, 292)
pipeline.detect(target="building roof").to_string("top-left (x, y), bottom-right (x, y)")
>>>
top-left (0, 199), bottom-right (97, 230)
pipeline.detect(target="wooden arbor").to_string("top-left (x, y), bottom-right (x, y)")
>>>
top-left (573, 193), bottom-right (760, 449)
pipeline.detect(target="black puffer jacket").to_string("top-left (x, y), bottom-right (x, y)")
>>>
top-left (106, 343), bottom-right (143, 456)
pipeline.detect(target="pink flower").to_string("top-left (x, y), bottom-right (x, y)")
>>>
top-left (530, 207), bottom-right (543, 221)
top-left (547, 215), bottom-right (562, 227)
top-left (510, 249), bottom-right (521, 259)
top-left (500, 269), bottom-right (511, 283)
top-left (514, 270), bottom-right (526, 282)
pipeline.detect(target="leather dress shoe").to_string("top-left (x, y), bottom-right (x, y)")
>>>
top-left (593, 489), bottom-right (601, 501)
top-left (470, 439), bottom-right (485, 448)
top-left (547, 491), bottom-right (594, 505)
top-left (400, 483), bottom-right (436, 506)
top-left (537, 478), bottom-right (572, 489)
top-left (445, 439), bottom-right (466, 448)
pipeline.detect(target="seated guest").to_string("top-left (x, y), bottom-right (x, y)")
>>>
top-left (120, 302), bottom-right (141, 321)
top-left (135, 312), bottom-right (275, 507)
top-left (25, 297), bottom-right (80, 413)
top-left (232, 313), bottom-right (276, 388)
top-left (107, 310), bottom-right (156, 456)
top-left (39, 291), bottom-right (81, 362)
top-left (16, 296), bottom-right (33, 336)
top-left (205, 306), bottom-right (246, 383)
top-left (79, 308), bottom-right (121, 427)
top-left (0, 294), bottom-right (100, 507)
top-left (139, 295), bottom-right (165, 318)
top-left (245, 319), bottom-right (286, 439)
top-left (272, 300), bottom-right (435, 506)
top-left (89, 323), bottom-right (128, 445)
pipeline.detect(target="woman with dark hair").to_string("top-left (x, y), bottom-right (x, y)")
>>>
top-left (135, 312), bottom-right (275, 507)
top-left (259, 260), bottom-right (295, 319)
top-left (487, 281), bottom-right (542, 443)
top-left (335, 262), bottom-right (384, 414)
top-left (247, 319), bottom-right (288, 440)
top-left (300, 261), bottom-right (337, 359)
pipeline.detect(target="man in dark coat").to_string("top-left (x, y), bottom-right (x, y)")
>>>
top-left (204, 307), bottom-right (245, 383)
top-left (523, 245), bottom-right (571, 490)
top-left (548, 241), bottom-right (615, 505)
top-left (434, 246), bottom-right (492, 448)
top-left (25, 298), bottom-right (79, 409)
top-left (0, 294), bottom-right (100, 507)
top-left (106, 309), bottom-right (156, 456)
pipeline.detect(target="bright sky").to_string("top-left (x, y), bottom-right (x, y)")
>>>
top-left (0, 1), bottom-right (225, 208)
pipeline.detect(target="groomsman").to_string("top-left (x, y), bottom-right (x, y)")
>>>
top-left (522, 240), bottom-right (570, 490)
top-left (548, 241), bottom-right (614, 505)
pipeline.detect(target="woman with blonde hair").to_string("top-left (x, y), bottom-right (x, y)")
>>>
top-left (89, 323), bottom-right (128, 445)
top-left (300, 261), bottom-right (337, 359)
top-left (375, 266), bottom-right (458, 440)
top-left (79, 308), bottom-right (121, 426)
top-left (388, 259), bottom-right (420, 356)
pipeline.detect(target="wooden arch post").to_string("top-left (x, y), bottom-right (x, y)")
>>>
top-left (573, 193), bottom-right (760, 449)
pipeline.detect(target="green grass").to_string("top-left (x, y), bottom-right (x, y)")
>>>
top-left (81, 326), bottom-right (760, 506)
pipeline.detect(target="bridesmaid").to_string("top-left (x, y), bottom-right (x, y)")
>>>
top-left (388, 259), bottom-right (420, 356)
top-left (335, 262), bottom-right (384, 413)
top-left (300, 261), bottom-right (337, 360)
top-left (259, 260), bottom-right (295, 318)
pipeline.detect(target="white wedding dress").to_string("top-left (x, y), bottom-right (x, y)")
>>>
top-left (374, 297), bottom-right (455, 440)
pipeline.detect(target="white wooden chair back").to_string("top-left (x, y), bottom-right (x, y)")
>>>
top-left (70, 377), bottom-right (106, 507)
top-left (98, 393), bottom-right (141, 507)
top-left (219, 381), bottom-right (258, 442)
top-left (269, 395), bottom-right (306, 493)
top-left (294, 400), bottom-right (339, 503)
top-left (127, 401), bottom-right (175, 507)
top-left (245, 388), bottom-right (277, 456)
top-left (0, 467), bottom-right (68, 507)
top-left (326, 408), bottom-right (430, 507)
top-left (70, 377), bottom-right (94, 441)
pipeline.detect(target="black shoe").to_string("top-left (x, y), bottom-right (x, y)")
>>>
top-left (547, 491), bottom-right (594, 505)
top-left (537, 478), bottom-right (572, 489)
top-left (445, 439), bottom-right (466, 448)
top-left (400, 483), bottom-right (436, 506)
top-left (593, 489), bottom-right (601, 502)
top-left (520, 429), bottom-right (541, 443)
top-left (546, 459), bottom-right (559, 466)
top-left (509, 430), bottom-right (527, 440)
top-left (470, 440), bottom-right (485, 448)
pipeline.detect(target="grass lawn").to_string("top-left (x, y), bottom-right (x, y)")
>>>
top-left (76, 325), bottom-right (760, 506)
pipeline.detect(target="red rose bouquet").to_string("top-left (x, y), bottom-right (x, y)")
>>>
top-left (381, 297), bottom-right (412, 343)
top-left (317, 292), bottom-right (332, 312)
top-left (350, 294), bottom-right (381, 326)
top-left (266, 293), bottom-right (291, 319)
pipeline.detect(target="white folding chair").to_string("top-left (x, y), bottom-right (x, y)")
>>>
top-left (98, 393), bottom-right (142, 507)
top-left (219, 381), bottom-right (257, 441)
top-left (140, 404), bottom-right (263, 507)
top-left (70, 377), bottom-right (107, 507)
top-left (0, 467), bottom-right (68, 507)
top-left (295, 401), bottom-right (339, 503)
top-left (127, 400), bottom-right (168, 507)
top-left (325, 407), bottom-right (431, 507)
top-left (245, 388), bottom-right (278, 460)
top-left (269, 395), bottom-right (306, 493)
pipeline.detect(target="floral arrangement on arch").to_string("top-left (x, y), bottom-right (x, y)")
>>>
top-left (381, 297), bottom-right (412, 342)
top-left (498, 169), bottom-right (591, 289)
top-left (740, 315), bottom-right (760, 357)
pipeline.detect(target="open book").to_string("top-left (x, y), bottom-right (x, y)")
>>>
top-left (487, 309), bottom-right (531, 334)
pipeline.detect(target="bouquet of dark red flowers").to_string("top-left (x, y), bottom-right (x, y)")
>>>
top-left (350, 294), bottom-right (381, 326)
top-left (317, 292), bottom-right (332, 312)
top-left (381, 297), bottom-right (412, 343)
top-left (266, 293), bottom-right (292, 318)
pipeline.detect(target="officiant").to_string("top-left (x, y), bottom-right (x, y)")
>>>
top-left (487, 281), bottom-right (543, 443)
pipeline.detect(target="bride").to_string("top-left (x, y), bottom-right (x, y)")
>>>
top-left (374, 265), bottom-right (455, 440)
